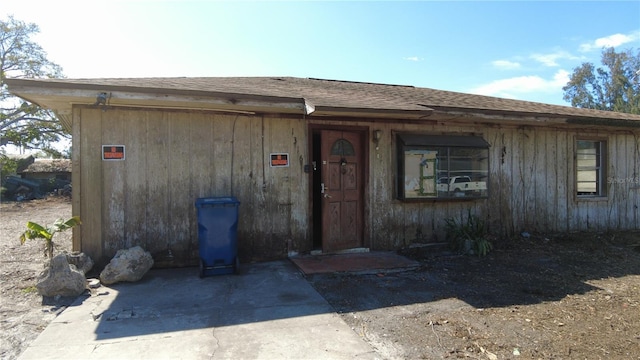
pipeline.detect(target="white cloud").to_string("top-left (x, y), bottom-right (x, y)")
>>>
top-left (404, 56), bottom-right (423, 62)
top-left (492, 60), bottom-right (521, 70)
top-left (579, 31), bottom-right (640, 52)
top-left (530, 51), bottom-right (581, 67)
top-left (469, 69), bottom-right (570, 99)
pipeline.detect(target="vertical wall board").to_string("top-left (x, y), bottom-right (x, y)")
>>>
top-left (565, 133), bottom-right (577, 230)
top-left (403, 202), bottom-right (421, 247)
top-left (371, 122), bottom-right (393, 249)
top-left (123, 110), bottom-right (148, 250)
top-left (189, 114), bottom-right (214, 199)
top-left (101, 110), bottom-right (126, 256)
top-left (79, 108), bottom-right (104, 263)
top-left (588, 201), bottom-right (600, 230)
top-left (627, 131), bottom-right (640, 229)
top-left (145, 111), bottom-right (171, 257)
top-left (289, 117), bottom-right (309, 252)
top-left (417, 202), bottom-right (433, 243)
top-left (250, 115), bottom-right (273, 257)
top-left (166, 112), bottom-right (194, 265)
top-left (266, 116), bottom-right (292, 258)
top-left (610, 134), bottom-right (624, 229)
top-left (484, 128), bottom-right (504, 234)
top-left (188, 112), bottom-right (214, 250)
top-left (633, 133), bottom-right (640, 228)
top-left (383, 124), bottom-right (395, 248)
top-left (625, 133), bottom-right (638, 228)
top-left (388, 123), bottom-right (409, 249)
top-left (510, 129), bottom-right (525, 233)
top-left (370, 123), bottom-right (386, 248)
top-left (622, 132), bottom-right (634, 229)
top-left (230, 115), bottom-right (256, 258)
top-left (536, 130), bottom-right (558, 232)
top-left (71, 108), bottom-right (82, 252)
top-left (211, 114), bottom-right (234, 195)
top-left (497, 129), bottom-right (515, 235)
top-left (554, 130), bottom-right (568, 232)
top-left (522, 127), bottom-right (537, 230)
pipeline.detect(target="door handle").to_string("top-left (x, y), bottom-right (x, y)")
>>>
top-left (323, 193), bottom-right (332, 198)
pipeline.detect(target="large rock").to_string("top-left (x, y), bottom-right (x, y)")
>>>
top-left (65, 251), bottom-right (94, 274)
top-left (36, 254), bottom-right (87, 297)
top-left (100, 246), bottom-right (154, 285)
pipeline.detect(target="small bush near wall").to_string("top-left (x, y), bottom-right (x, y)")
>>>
top-left (444, 210), bottom-right (493, 256)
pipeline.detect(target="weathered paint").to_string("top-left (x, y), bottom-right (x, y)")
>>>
top-left (73, 107), bottom-right (309, 266)
top-left (71, 106), bottom-right (640, 267)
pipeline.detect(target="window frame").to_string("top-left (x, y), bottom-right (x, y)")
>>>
top-left (395, 133), bottom-right (490, 202)
top-left (575, 138), bottom-right (607, 199)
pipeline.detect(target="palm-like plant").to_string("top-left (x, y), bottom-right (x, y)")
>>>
top-left (20, 216), bottom-right (81, 261)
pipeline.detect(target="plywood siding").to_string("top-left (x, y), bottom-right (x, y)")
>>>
top-left (366, 122), bottom-right (640, 249)
top-left (74, 106), bottom-right (640, 265)
top-left (75, 107), bottom-right (308, 266)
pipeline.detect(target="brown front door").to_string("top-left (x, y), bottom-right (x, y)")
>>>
top-left (320, 130), bottom-right (364, 252)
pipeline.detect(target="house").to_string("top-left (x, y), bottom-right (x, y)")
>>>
top-left (6, 77), bottom-right (640, 268)
top-left (20, 158), bottom-right (72, 182)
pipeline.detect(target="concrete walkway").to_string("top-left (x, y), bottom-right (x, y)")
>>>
top-left (19, 261), bottom-right (379, 360)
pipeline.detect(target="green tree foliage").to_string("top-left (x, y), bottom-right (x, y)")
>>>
top-left (563, 47), bottom-right (640, 114)
top-left (1, 15), bottom-right (67, 157)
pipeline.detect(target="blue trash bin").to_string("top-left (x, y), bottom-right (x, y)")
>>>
top-left (195, 196), bottom-right (240, 277)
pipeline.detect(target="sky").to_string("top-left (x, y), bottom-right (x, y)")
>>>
top-left (2, 0), bottom-right (640, 107)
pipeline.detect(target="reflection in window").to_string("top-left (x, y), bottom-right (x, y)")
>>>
top-left (397, 134), bottom-right (489, 200)
top-left (331, 139), bottom-right (355, 156)
top-left (577, 140), bottom-right (605, 197)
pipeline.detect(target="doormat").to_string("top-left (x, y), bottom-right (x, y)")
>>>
top-left (290, 251), bottom-right (420, 275)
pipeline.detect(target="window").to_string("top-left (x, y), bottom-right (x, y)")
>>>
top-left (397, 134), bottom-right (489, 200)
top-left (576, 140), bottom-right (606, 197)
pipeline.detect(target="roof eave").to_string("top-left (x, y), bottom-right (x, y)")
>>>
top-left (6, 79), bottom-right (435, 120)
top-left (311, 106), bottom-right (434, 120)
top-left (430, 107), bottom-right (640, 128)
top-left (6, 78), bottom-right (309, 117)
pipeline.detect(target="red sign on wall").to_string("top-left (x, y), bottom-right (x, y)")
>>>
top-left (102, 145), bottom-right (125, 161)
top-left (270, 153), bottom-right (289, 167)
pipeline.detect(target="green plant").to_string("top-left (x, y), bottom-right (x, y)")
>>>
top-left (22, 286), bottom-right (37, 294)
top-left (444, 210), bottom-right (492, 256)
top-left (20, 216), bottom-right (81, 261)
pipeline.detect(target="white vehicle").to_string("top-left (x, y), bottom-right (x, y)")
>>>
top-left (437, 176), bottom-right (487, 195)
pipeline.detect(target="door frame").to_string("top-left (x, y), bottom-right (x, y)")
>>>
top-left (308, 124), bottom-right (371, 252)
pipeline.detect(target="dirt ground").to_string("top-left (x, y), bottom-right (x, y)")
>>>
top-left (0, 197), bottom-right (74, 360)
top-left (2, 198), bottom-right (640, 359)
top-left (309, 234), bottom-right (640, 359)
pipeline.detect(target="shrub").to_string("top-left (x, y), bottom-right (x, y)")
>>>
top-left (20, 216), bottom-right (81, 262)
top-left (444, 210), bottom-right (492, 256)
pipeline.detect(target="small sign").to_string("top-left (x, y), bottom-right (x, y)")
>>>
top-left (270, 153), bottom-right (289, 167)
top-left (103, 145), bottom-right (125, 161)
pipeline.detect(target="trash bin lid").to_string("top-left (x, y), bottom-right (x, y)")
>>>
top-left (195, 196), bottom-right (240, 207)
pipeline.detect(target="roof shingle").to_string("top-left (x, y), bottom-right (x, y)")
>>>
top-left (7, 76), bottom-right (640, 121)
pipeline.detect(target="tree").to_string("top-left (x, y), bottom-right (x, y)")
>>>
top-left (1, 16), bottom-right (67, 157)
top-left (563, 47), bottom-right (640, 115)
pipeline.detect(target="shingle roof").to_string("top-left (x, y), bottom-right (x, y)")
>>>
top-left (7, 76), bottom-right (640, 121)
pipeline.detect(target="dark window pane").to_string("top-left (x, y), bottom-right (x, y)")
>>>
top-left (331, 139), bottom-right (355, 156)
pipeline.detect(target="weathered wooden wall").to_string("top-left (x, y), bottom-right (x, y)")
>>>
top-left (361, 119), bottom-right (640, 249)
top-left (71, 105), bottom-right (640, 267)
top-left (72, 107), bottom-right (308, 267)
